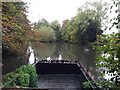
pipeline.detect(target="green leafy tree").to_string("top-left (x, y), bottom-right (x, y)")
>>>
top-left (76, 1), bottom-right (107, 43)
top-left (38, 26), bottom-right (56, 42)
top-left (95, 0), bottom-right (120, 88)
top-left (61, 19), bottom-right (70, 42)
top-left (34, 18), bottom-right (49, 29)
top-left (33, 19), bottom-right (57, 42)
top-left (50, 20), bottom-right (62, 41)
top-left (61, 1), bottom-right (107, 44)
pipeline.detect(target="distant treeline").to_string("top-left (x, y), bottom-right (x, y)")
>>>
top-left (32, 1), bottom-right (107, 44)
top-left (2, 1), bottom-right (107, 55)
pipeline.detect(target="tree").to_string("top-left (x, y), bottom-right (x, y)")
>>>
top-left (33, 19), bottom-right (56, 42)
top-left (34, 18), bottom-right (49, 29)
top-left (61, 19), bottom-right (73, 42)
top-left (76, 1), bottom-right (107, 43)
top-left (50, 20), bottom-right (62, 41)
top-left (2, 2), bottom-right (31, 56)
top-left (38, 26), bottom-right (56, 42)
top-left (60, 1), bottom-right (107, 43)
top-left (95, 0), bottom-right (120, 88)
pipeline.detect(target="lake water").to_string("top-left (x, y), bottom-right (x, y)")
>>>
top-left (2, 42), bottom-right (98, 81)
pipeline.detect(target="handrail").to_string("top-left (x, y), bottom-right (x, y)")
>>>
top-left (33, 59), bottom-right (79, 66)
top-left (76, 61), bottom-right (100, 89)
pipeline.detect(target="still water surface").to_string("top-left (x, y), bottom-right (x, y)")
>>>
top-left (33, 42), bottom-right (98, 80)
top-left (3, 42), bottom-right (98, 80)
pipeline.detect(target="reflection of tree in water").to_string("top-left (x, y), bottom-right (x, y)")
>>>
top-left (82, 46), bottom-right (97, 81)
top-left (32, 43), bottom-right (56, 59)
top-left (60, 43), bottom-right (85, 61)
top-left (60, 43), bottom-right (97, 80)
top-left (33, 42), bottom-right (98, 80)
top-left (52, 42), bottom-right (62, 58)
top-left (60, 43), bottom-right (77, 60)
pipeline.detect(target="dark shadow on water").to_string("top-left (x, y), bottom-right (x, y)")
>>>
top-left (2, 55), bottom-right (28, 75)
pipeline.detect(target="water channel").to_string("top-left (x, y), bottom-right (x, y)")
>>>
top-left (2, 42), bottom-right (98, 81)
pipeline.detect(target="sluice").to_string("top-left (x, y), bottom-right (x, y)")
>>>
top-left (35, 60), bottom-right (99, 90)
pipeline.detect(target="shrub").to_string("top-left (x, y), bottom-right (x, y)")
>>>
top-left (3, 64), bottom-right (37, 87)
top-left (16, 72), bottom-right (30, 87)
top-left (3, 72), bottom-right (18, 87)
top-left (15, 64), bottom-right (37, 87)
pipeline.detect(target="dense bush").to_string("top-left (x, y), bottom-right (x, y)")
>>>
top-left (16, 72), bottom-right (30, 87)
top-left (3, 64), bottom-right (37, 88)
top-left (15, 64), bottom-right (37, 87)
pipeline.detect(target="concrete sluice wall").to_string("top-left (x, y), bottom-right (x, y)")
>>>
top-left (35, 63), bottom-right (83, 74)
top-left (35, 62), bottom-right (90, 89)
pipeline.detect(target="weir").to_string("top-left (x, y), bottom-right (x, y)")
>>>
top-left (34, 60), bottom-right (99, 89)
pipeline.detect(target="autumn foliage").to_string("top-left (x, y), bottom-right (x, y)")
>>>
top-left (2, 2), bottom-right (31, 55)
